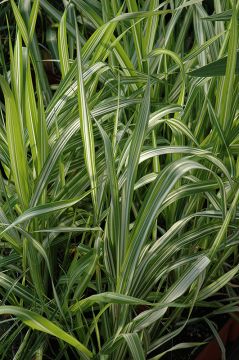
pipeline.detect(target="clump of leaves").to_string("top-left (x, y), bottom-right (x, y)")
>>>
top-left (0, 0), bottom-right (239, 359)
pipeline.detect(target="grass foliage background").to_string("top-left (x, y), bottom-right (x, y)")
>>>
top-left (0, 0), bottom-right (239, 359)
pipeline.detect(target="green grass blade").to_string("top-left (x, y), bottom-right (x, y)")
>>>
top-left (0, 76), bottom-right (29, 208)
top-left (148, 49), bottom-right (185, 106)
top-left (10, 0), bottom-right (29, 45)
top-left (29, 0), bottom-right (39, 41)
top-left (219, 3), bottom-right (238, 133)
top-left (119, 80), bottom-right (150, 273)
top-left (96, 121), bottom-right (121, 277)
top-left (71, 292), bottom-right (151, 312)
top-left (198, 263), bottom-right (239, 301)
top-left (2, 193), bottom-right (91, 234)
top-left (122, 333), bottom-right (145, 360)
top-left (189, 52), bottom-right (239, 77)
top-left (58, 10), bottom-right (70, 78)
top-left (75, 14), bottom-right (98, 216)
top-left (202, 10), bottom-right (234, 22)
top-left (0, 306), bottom-right (93, 359)
top-left (25, 60), bottom-right (39, 172)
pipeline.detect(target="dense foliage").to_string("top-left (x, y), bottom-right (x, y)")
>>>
top-left (0, 0), bottom-right (239, 359)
